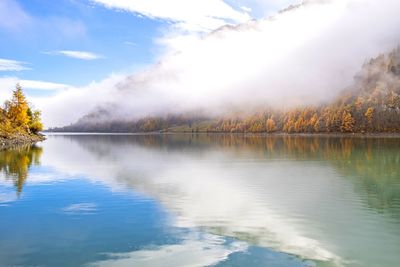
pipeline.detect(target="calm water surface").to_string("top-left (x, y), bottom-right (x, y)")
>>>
top-left (0, 134), bottom-right (399, 267)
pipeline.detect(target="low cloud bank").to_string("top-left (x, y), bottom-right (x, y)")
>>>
top-left (34, 0), bottom-right (400, 127)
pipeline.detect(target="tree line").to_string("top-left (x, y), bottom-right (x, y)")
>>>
top-left (208, 49), bottom-right (400, 133)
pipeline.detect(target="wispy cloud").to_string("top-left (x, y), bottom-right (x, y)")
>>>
top-left (123, 41), bottom-right (137, 46)
top-left (237, 0), bottom-right (302, 17)
top-left (19, 80), bottom-right (70, 91)
top-left (90, 0), bottom-right (251, 32)
top-left (44, 50), bottom-right (104, 60)
top-left (0, 77), bottom-right (70, 101)
top-left (0, 58), bottom-right (30, 71)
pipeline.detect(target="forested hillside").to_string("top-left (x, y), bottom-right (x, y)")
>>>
top-left (50, 48), bottom-right (400, 134)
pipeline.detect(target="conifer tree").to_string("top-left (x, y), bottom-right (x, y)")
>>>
top-left (7, 84), bottom-right (30, 130)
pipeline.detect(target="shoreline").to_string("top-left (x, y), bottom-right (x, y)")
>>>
top-left (43, 131), bottom-right (400, 138)
top-left (0, 134), bottom-right (46, 150)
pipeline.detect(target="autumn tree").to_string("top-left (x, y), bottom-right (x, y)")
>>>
top-left (341, 110), bottom-right (355, 133)
top-left (266, 118), bottom-right (277, 132)
top-left (7, 84), bottom-right (30, 130)
top-left (0, 108), bottom-right (13, 137)
top-left (310, 113), bottom-right (320, 132)
top-left (1, 84), bottom-right (43, 136)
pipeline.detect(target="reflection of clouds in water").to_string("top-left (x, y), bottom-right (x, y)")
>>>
top-left (13, 172), bottom-right (62, 184)
top-left (89, 233), bottom-right (247, 267)
top-left (140, 164), bottom-right (337, 262)
top-left (2, 136), bottom-right (399, 267)
top-left (38, 136), bottom-right (339, 263)
top-left (0, 192), bottom-right (17, 204)
top-left (62, 203), bottom-right (97, 214)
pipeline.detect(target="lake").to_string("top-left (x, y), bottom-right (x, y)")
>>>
top-left (0, 134), bottom-right (399, 267)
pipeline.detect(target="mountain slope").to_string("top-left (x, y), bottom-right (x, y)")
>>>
top-left (49, 48), bottom-right (400, 134)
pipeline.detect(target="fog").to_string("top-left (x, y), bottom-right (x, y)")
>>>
top-left (34, 0), bottom-right (400, 127)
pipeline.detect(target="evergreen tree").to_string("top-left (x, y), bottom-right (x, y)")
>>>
top-left (7, 84), bottom-right (30, 130)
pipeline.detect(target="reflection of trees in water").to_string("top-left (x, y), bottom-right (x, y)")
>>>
top-left (229, 136), bottom-right (400, 218)
top-left (0, 145), bottom-right (42, 194)
top-left (330, 139), bottom-right (400, 215)
top-left (213, 136), bottom-right (400, 216)
top-left (63, 134), bottom-right (400, 217)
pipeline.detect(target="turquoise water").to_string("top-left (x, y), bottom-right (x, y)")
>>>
top-left (0, 134), bottom-right (399, 267)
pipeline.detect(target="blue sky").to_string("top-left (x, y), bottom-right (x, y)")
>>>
top-left (0, 0), bottom-right (165, 90)
top-left (0, 0), bottom-right (298, 97)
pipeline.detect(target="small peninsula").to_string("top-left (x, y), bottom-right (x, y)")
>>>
top-left (0, 84), bottom-right (45, 149)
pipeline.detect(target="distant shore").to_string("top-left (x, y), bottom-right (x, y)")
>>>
top-left (0, 134), bottom-right (46, 150)
top-left (43, 131), bottom-right (400, 138)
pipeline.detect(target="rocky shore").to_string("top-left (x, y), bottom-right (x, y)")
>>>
top-left (0, 134), bottom-right (46, 150)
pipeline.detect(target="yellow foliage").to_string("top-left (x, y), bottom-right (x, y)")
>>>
top-left (341, 111), bottom-right (355, 133)
top-left (266, 118), bottom-right (277, 133)
top-left (0, 84), bottom-right (43, 137)
top-left (365, 107), bottom-right (374, 124)
top-left (7, 84), bottom-right (30, 129)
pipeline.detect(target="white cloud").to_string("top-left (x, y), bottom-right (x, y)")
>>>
top-left (0, 77), bottom-right (70, 103)
top-left (91, 0), bottom-right (251, 32)
top-left (240, 6), bottom-right (252, 13)
top-left (19, 80), bottom-right (70, 91)
top-left (45, 50), bottom-right (104, 60)
top-left (243, 0), bottom-right (302, 16)
top-left (0, 77), bottom-right (21, 102)
top-left (223, 0), bottom-right (301, 18)
top-left (33, 74), bottom-right (126, 126)
top-left (0, 58), bottom-right (30, 71)
top-left (123, 41), bottom-right (137, 46)
top-left (33, 0), bottom-right (400, 128)
top-left (0, 77), bottom-right (69, 91)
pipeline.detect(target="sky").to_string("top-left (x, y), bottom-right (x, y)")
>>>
top-left (0, 0), bottom-right (296, 91)
top-left (0, 0), bottom-right (300, 126)
top-left (2, 0), bottom-right (400, 127)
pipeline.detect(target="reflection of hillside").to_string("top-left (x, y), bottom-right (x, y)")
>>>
top-left (39, 134), bottom-right (400, 266)
top-left (0, 145), bottom-right (43, 194)
top-left (62, 134), bottom-right (400, 217)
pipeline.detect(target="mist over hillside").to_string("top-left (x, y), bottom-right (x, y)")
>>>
top-left (50, 48), bottom-right (400, 133)
top-left (41, 0), bottom-right (400, 131)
